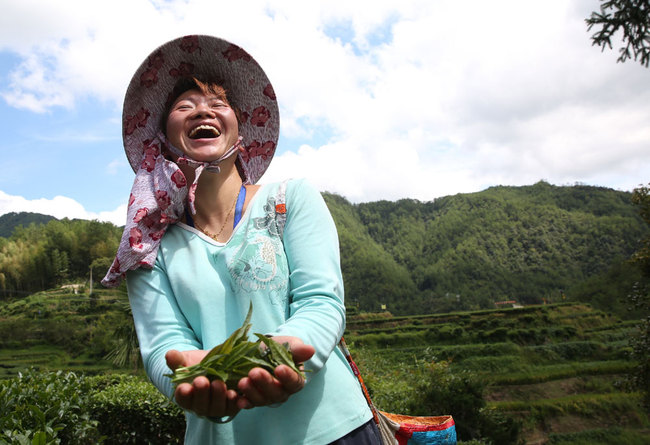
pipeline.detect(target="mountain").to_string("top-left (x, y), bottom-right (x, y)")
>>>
top-left (1, 182), bottom-right (647, 317)
top-left (322, 181), bottom-right (648, 315)
top-left (0, 212), bottom-right (56, 237)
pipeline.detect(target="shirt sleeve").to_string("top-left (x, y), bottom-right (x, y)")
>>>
top-left (268, 178), bottom-right (346, 374)
top-left (126, 258), bottom-right (201, 399)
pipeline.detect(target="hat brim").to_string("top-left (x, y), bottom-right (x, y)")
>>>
top-left (122, 35), bottom-right (279, 184)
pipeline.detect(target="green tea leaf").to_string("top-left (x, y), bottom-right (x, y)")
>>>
top-left (167, 304), bottom-right (306, 388)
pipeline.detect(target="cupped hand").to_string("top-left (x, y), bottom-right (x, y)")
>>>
top-left (236, 336), bottom-right (315, 410)
top-left (166, 349), bottom-right (241, 419)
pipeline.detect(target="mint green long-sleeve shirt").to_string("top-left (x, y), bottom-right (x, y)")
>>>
top-left (127, 179), bottom-right (372, 444)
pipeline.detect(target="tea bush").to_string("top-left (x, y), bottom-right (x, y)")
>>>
top-left (89, 374), bottom-right (184, 444)
top-left (0, 370), bottom-right (185, 444)
top-left (458, 355), bottom-right (527, 373)
top-left (0, 368), bottom-right (102, 444)
top-left (529, 341), bottom-right (609, 361)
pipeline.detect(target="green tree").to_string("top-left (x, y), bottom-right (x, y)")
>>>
top-left (0, 217), bottom-right (121, 296)
top-left (586, 0), bottom-right (650, 67)
top-left (628, 183), bottom-right (650, 410)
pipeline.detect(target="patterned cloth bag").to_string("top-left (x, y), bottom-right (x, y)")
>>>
top-left (374, 411), bottom-right (457, 445)
top-left (339, 339), bottom-right (457, 445)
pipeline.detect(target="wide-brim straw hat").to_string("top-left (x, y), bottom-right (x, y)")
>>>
top-left (122, 34), bottom-right (279, 184)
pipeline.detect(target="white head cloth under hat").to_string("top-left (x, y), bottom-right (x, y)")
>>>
top-left (102, 35), bottom-right (279, 287)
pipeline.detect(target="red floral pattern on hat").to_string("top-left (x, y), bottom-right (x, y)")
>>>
top-left (263, 84), bottom-right (276, 100)
top-left (149, 51), bottom-right (165, 69)
top-left (250, 106), bottom-right (270, 127)
top-left (242, 140), bottom-right (276, 162)
top-left (124, 108), bottom-right (150, 136)
top-left (140, 69), bottom-right (158, 88)
top-left (180, 35), bottom-right (201, 54)
top-left (170, 62), bottom-right (194, 78)
top-left (222, 45), bottom-right (251, 62)
top-left (140, 51), bottom-right (164, 87)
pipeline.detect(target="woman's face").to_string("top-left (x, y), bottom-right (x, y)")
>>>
top-left (165, 88), bottom-right (240, 162)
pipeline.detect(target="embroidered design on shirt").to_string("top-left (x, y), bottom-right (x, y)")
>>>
top-left (227, 196), bottom-right (288, 304)
top-left (253, 198), bottom-right (281, 236)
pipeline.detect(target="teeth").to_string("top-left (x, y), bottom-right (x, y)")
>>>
top-left (189, 125), bottom-right (221, 139)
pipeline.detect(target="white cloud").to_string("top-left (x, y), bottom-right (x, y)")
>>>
top-left (0, 190), bottom-right (126, 226)
top-left (0, 0), bottom-right (649, 208)
top-left (106, 159), bottom-right (125, 175)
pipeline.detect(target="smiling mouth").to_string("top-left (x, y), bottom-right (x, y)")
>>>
top-left (189, 125), bottom-right (221, 139)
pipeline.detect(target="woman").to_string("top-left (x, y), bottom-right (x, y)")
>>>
top-left (103, 35), bottom-right (378, 444)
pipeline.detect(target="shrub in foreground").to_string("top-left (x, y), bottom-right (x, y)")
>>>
top-left (0, 369), bottom-right (185, 444)
top-left (89, 374), bottom-right (184, 444)
top-left (0, 369), bottom-right (101, 444)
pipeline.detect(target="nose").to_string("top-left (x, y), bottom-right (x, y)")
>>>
top-left (191, 102), bottom-right (215, 119)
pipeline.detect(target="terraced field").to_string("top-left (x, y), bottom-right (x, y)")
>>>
top-left (345, 303), bottom-right (649, 444)
top-left (0, 288), bottom-right (128, 378)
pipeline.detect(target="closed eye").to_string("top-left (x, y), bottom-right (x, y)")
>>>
top-left (174, 103), bottom-right (193, 111)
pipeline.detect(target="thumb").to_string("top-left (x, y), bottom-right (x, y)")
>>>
top-left (290, 343), bottom-right (315, 363)
top-left (270, 336), bottom-right (316, 364)
top-left (165, 349), bottom-right (186, 371)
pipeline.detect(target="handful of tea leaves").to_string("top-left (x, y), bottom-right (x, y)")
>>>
top-left (166, 304), bottom-right (305, 388)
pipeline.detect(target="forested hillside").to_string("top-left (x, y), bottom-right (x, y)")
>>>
top-left (325, 181), bottom-right (647, 315)
top-left (0, 182), bottom-right (647, 316)
top-left (0, 212), bottom-right (54, 237)
top-left (0, 219), bottom-right (121, 296)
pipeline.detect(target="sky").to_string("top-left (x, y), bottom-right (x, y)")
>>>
top-left (0, 0), bottom-right (648, 226)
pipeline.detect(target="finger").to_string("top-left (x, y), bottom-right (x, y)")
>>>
top-left (239, 368), bottom-right (288, 407)
top-left (174, 382), bottom-right (194, 410)
top-left (165, 350), bottom-right (185, 371)
top-left (274, 364), bottom-right (305, 394)
top-left (235, 376), bottom-right (257, 410)
top-left (207, 379), bottom-right (228, 417)
top-left (236, 395), bottom-right (253, 411)
top-left (191, 376), bottom-right (211, 415)
top-left (224, 388), bottom-right (242, 416)
top-left (237, 372), bottom-right (269, 407)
